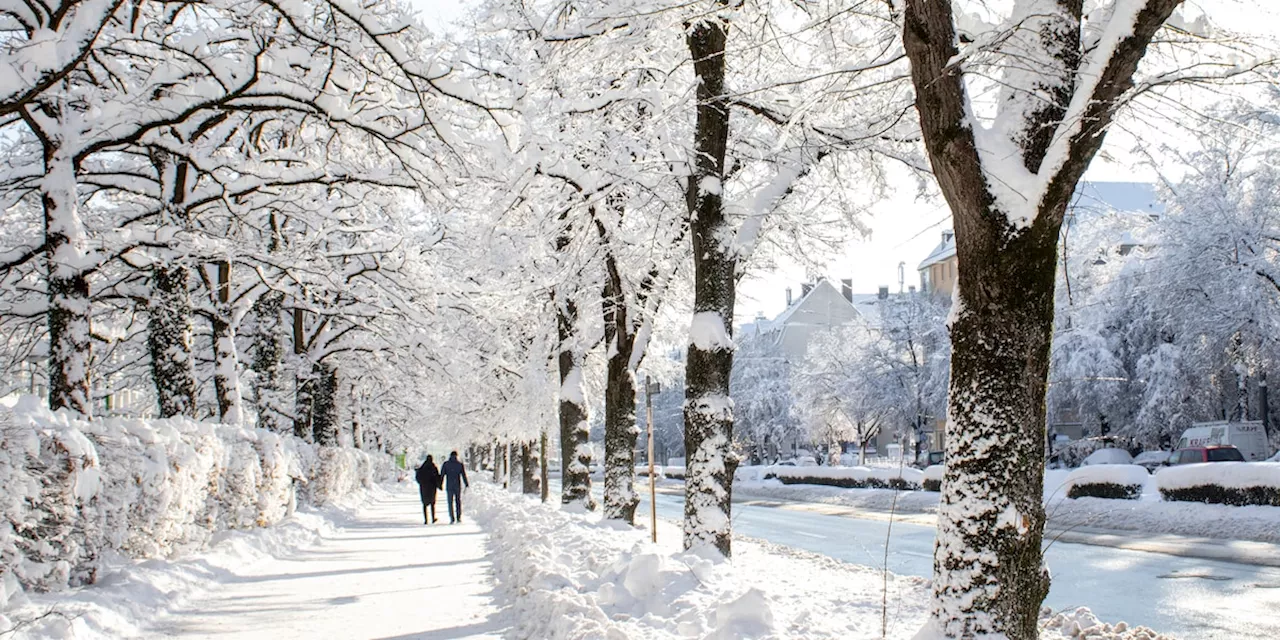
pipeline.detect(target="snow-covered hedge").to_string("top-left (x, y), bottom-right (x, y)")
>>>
top-left (923, 465), bottom-right (945, 492)
top-left (1064, 465), bottom-right (1148, 500)
top-left (0, 399), bottom-right (388, 606)
top-left (663, 465), bottom-right (686, 480)
top-left (1156, 462), bottom-right (1280, 506)
top-left (764, 465), bottom-right (925, 491)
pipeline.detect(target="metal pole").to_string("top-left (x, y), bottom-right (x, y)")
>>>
top-left (647, 375), bottom-right (657, 543)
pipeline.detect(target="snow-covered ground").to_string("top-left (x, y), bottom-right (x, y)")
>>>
top-left (2, 485), bottom-right (507, 639)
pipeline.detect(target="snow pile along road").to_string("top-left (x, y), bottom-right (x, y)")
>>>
top-left (472, 483), bottom-right (931, 639)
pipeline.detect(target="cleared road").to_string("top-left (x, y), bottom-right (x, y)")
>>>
top-left (553, 479), bottom-right (1280, 639)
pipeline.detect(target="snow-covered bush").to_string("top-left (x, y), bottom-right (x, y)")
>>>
top-left (0, 400), bottom-right (387, 602)
top-left (1156, 462), bottom-right (1280, 506)
top-left (923, 465), bottom-right (945, 492)
top-left (764, 465), bottom-right (924, 490)
top-left (663, 465), bottom-right (687, 480)
top-left (1064, 465), bottom-right (1148, 500)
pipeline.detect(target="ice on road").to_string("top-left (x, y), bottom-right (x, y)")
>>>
top-left (147, 487), bottom-right (507, 640)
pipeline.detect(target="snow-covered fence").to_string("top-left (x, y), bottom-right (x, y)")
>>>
top-left (1156, 462), bottom-right (1280, 506)
top-left (0, 400), bottom-right (388, 605)
top-left (1064, 465), bottom-right (1148, 500)
top-left (922, 465), bottom-right (944, 492)
top-left (763, 465), bottom-right (924, 491)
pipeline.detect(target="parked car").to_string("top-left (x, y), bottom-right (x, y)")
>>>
top-left (1081, 448), bottom-right (1134, 466)
top-left (914, 451), bottom-right (944, 469)
top-left (1175, 422), bottom-right (1269, 461)
top-left (1167, 446), bottom-right (1245, 465)
top-left (1132, 450), bottom-right (1171, 471)
top-left (775, 455), bottom-right (818, 467)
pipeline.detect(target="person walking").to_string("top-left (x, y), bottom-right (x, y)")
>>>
top-left (440, 451), bottom-right (469, 523)
top-left (414, 455), bottom-right (442, 524)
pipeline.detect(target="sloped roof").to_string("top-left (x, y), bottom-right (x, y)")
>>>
top-left (762, 279), bottom-right (884, 332)
top-left (917, 233), bottom-right (955, 271)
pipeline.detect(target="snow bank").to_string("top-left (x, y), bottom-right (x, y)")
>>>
top-left (765, 465), bottom-right (925, 490)
top-left (0, 399), bottom-right (388, 608)
top-left (1156, 462), bottom-right (1280, 491)
top-left (470, 483), bottom-right (933, 639)
top-left (923, 465), bottom-right (945, 491)
top-left (1066, 465), bottom-right (1149, 488)
top-left (1156, 462), bottom-right (1280, 506)
top-left (1064, 465), bottom-right (1149, 500)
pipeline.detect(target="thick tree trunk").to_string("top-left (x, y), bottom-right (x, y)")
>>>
top-left (148, 155), bottom-right (197, 418)
top-left (540, 430), bottom-right (549, 503)
top-left (250, 291), bottom-right (287, 432)
top-left (900, 1), bottom-right (1181, 636)
top-left (521, 440), bottom-right (541, 495)
top-left (211, 261), bottom-right (243, 424)
top-left (291, 307), bottom-right (312, 441)
top-left (601, 246), bottom-right (640, 521)
top-left (293, 371), bottom-right (315, 442)
top-left (682, 10), bottom-right (737, 556)
top-left (311, 361), bottom-right (339, 446)
top-left (557, 298), bottom-right (595, 509)
top-left (149, 264), bottom-right (197, 418)
top-left (42, 144), bottom-right (92, 415)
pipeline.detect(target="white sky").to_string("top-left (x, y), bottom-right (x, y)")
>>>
top-left (410, 0), bottom-right (1279, 325)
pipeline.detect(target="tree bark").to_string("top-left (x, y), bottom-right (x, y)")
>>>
top-left (148, 154), bottom-right (196, 418)
top-left (211, 260), bottom-right (243, 423)
top-left (900, 0), bottom-right (1181, 636)
top-left (250, 290), bottom-right (287, 431)
top-left (522, 439), bottom-right (541, 495)
top-left (42, 139), bottom-right (92, 415)
top-left (311, 361), bottom-right (339, 446)
top-left (557, 288), bottom-right (595, 510)
top-left (292, 307), bottom-right (313, 441)
top-left (682, 9), bottom-right (737, 556)
top-left (601, 250), bottom-right (639, 523)
top-left (149, 263), bottom-right (197, 418)
top-left (540, 430), bottom-right (549, 503)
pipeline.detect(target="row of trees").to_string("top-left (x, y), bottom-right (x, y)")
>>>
top-left (0, 0), bottom-right (511, 451)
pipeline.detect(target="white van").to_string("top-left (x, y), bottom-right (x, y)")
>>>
top-left (1176, 421), bottom-right (1271, 461)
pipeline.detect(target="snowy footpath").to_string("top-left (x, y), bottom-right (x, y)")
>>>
top-left (145, 487), bottom-right (507, 639)
top-left (3, 485), bottom-right (507, 640)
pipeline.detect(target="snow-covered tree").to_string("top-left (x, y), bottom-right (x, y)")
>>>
top-left (899, 1), bottom-right (1269, 636)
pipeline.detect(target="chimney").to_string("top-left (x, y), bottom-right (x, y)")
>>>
top-left (785, 287), bottom-right (792, 306)
top-left (801, 282), bottom-right (814, 297)
top-left (878, 286), bottom-right (889, 300)
top-left (841, 279), bottom-right (853, 303)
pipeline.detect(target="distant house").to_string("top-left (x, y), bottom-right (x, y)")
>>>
top-left (743, 278), bottom-right (902, 460)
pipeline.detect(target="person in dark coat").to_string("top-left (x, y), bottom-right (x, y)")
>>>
top-left (415, 455), bottom-right (442, 524)
top-left (440, 451), bottom-right (469, 523)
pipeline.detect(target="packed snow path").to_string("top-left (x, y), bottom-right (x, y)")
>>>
top-left (147, 487), bottom-right (507, 640)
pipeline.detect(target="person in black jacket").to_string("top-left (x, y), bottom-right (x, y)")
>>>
top-left (415, 455), bottom-right (442, 524)
top-left (440, 451), bottom-right (469, 523)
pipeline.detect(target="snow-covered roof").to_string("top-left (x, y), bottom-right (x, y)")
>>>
top-left (917, 232), bottom-right (955, 271)
top-left (761, 279), bottom-right (887, 334)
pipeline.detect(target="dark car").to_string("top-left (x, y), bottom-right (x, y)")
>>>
top-left (1167, 446), bottom-right (1245, 465)
top-left (914, 451), bottom-right (944, 469)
